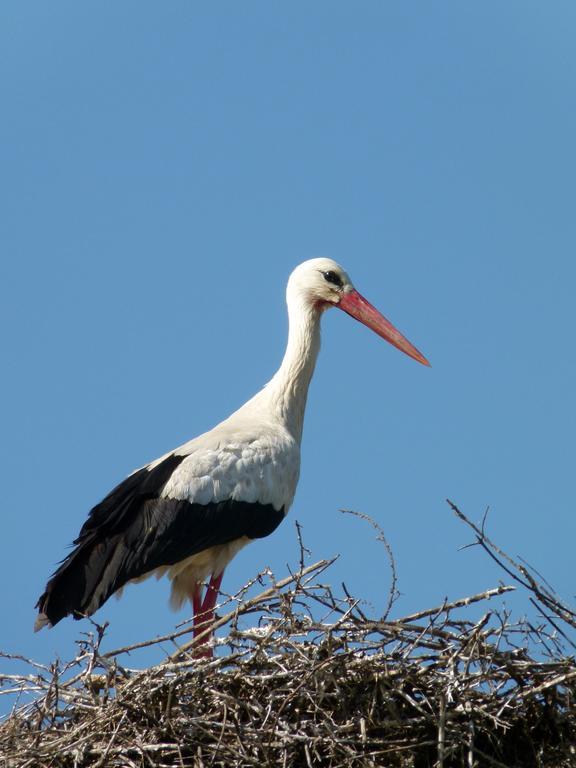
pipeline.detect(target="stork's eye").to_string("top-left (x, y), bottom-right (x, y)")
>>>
top-left (323, 270), bottom-right (343, 288)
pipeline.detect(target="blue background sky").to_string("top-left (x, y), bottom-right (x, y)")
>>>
top-left (2, 2), bottom-right (575, 686)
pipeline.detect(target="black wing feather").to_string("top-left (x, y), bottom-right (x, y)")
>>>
top-left (35, 453), bottom-right (284, 628)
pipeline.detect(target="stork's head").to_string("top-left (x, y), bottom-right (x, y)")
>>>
top-left (287, 258), bottom-right (430, 366)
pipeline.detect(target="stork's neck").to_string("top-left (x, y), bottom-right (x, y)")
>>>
top-left (264, 297), bottom-right (322, 443)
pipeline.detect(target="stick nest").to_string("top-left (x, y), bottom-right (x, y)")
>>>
top-left (2, 504), bottom-right (575, 767)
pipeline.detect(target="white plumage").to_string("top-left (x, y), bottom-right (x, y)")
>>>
top-left (35, 258), bottom-right (429, 651)
top-left (152, 424), bottom-right (300, 608)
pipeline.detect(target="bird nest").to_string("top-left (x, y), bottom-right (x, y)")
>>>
top-left (2, 503), bottom-right (576, 767)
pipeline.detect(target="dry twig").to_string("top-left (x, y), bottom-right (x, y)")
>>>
top-left (2, 505), bottom-right (575, 767)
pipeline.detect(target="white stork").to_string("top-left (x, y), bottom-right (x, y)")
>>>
top-left (35, 258), bottom-right (429, 651)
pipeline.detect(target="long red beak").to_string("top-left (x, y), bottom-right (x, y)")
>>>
top-left (338, 289), bottom-right (430, 366)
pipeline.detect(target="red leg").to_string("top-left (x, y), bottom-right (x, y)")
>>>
top-left (191, 583), bottom-right (202, 618)
top-left (201, 570), bottom-right (224, 616)
top-left (192, 570), bottom-right (224, 657)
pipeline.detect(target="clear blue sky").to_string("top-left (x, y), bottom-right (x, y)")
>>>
top-left (2, 2), bottom-right (575, 683)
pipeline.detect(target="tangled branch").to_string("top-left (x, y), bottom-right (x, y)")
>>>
top-left (1, 505), bottom-right (575, 767)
